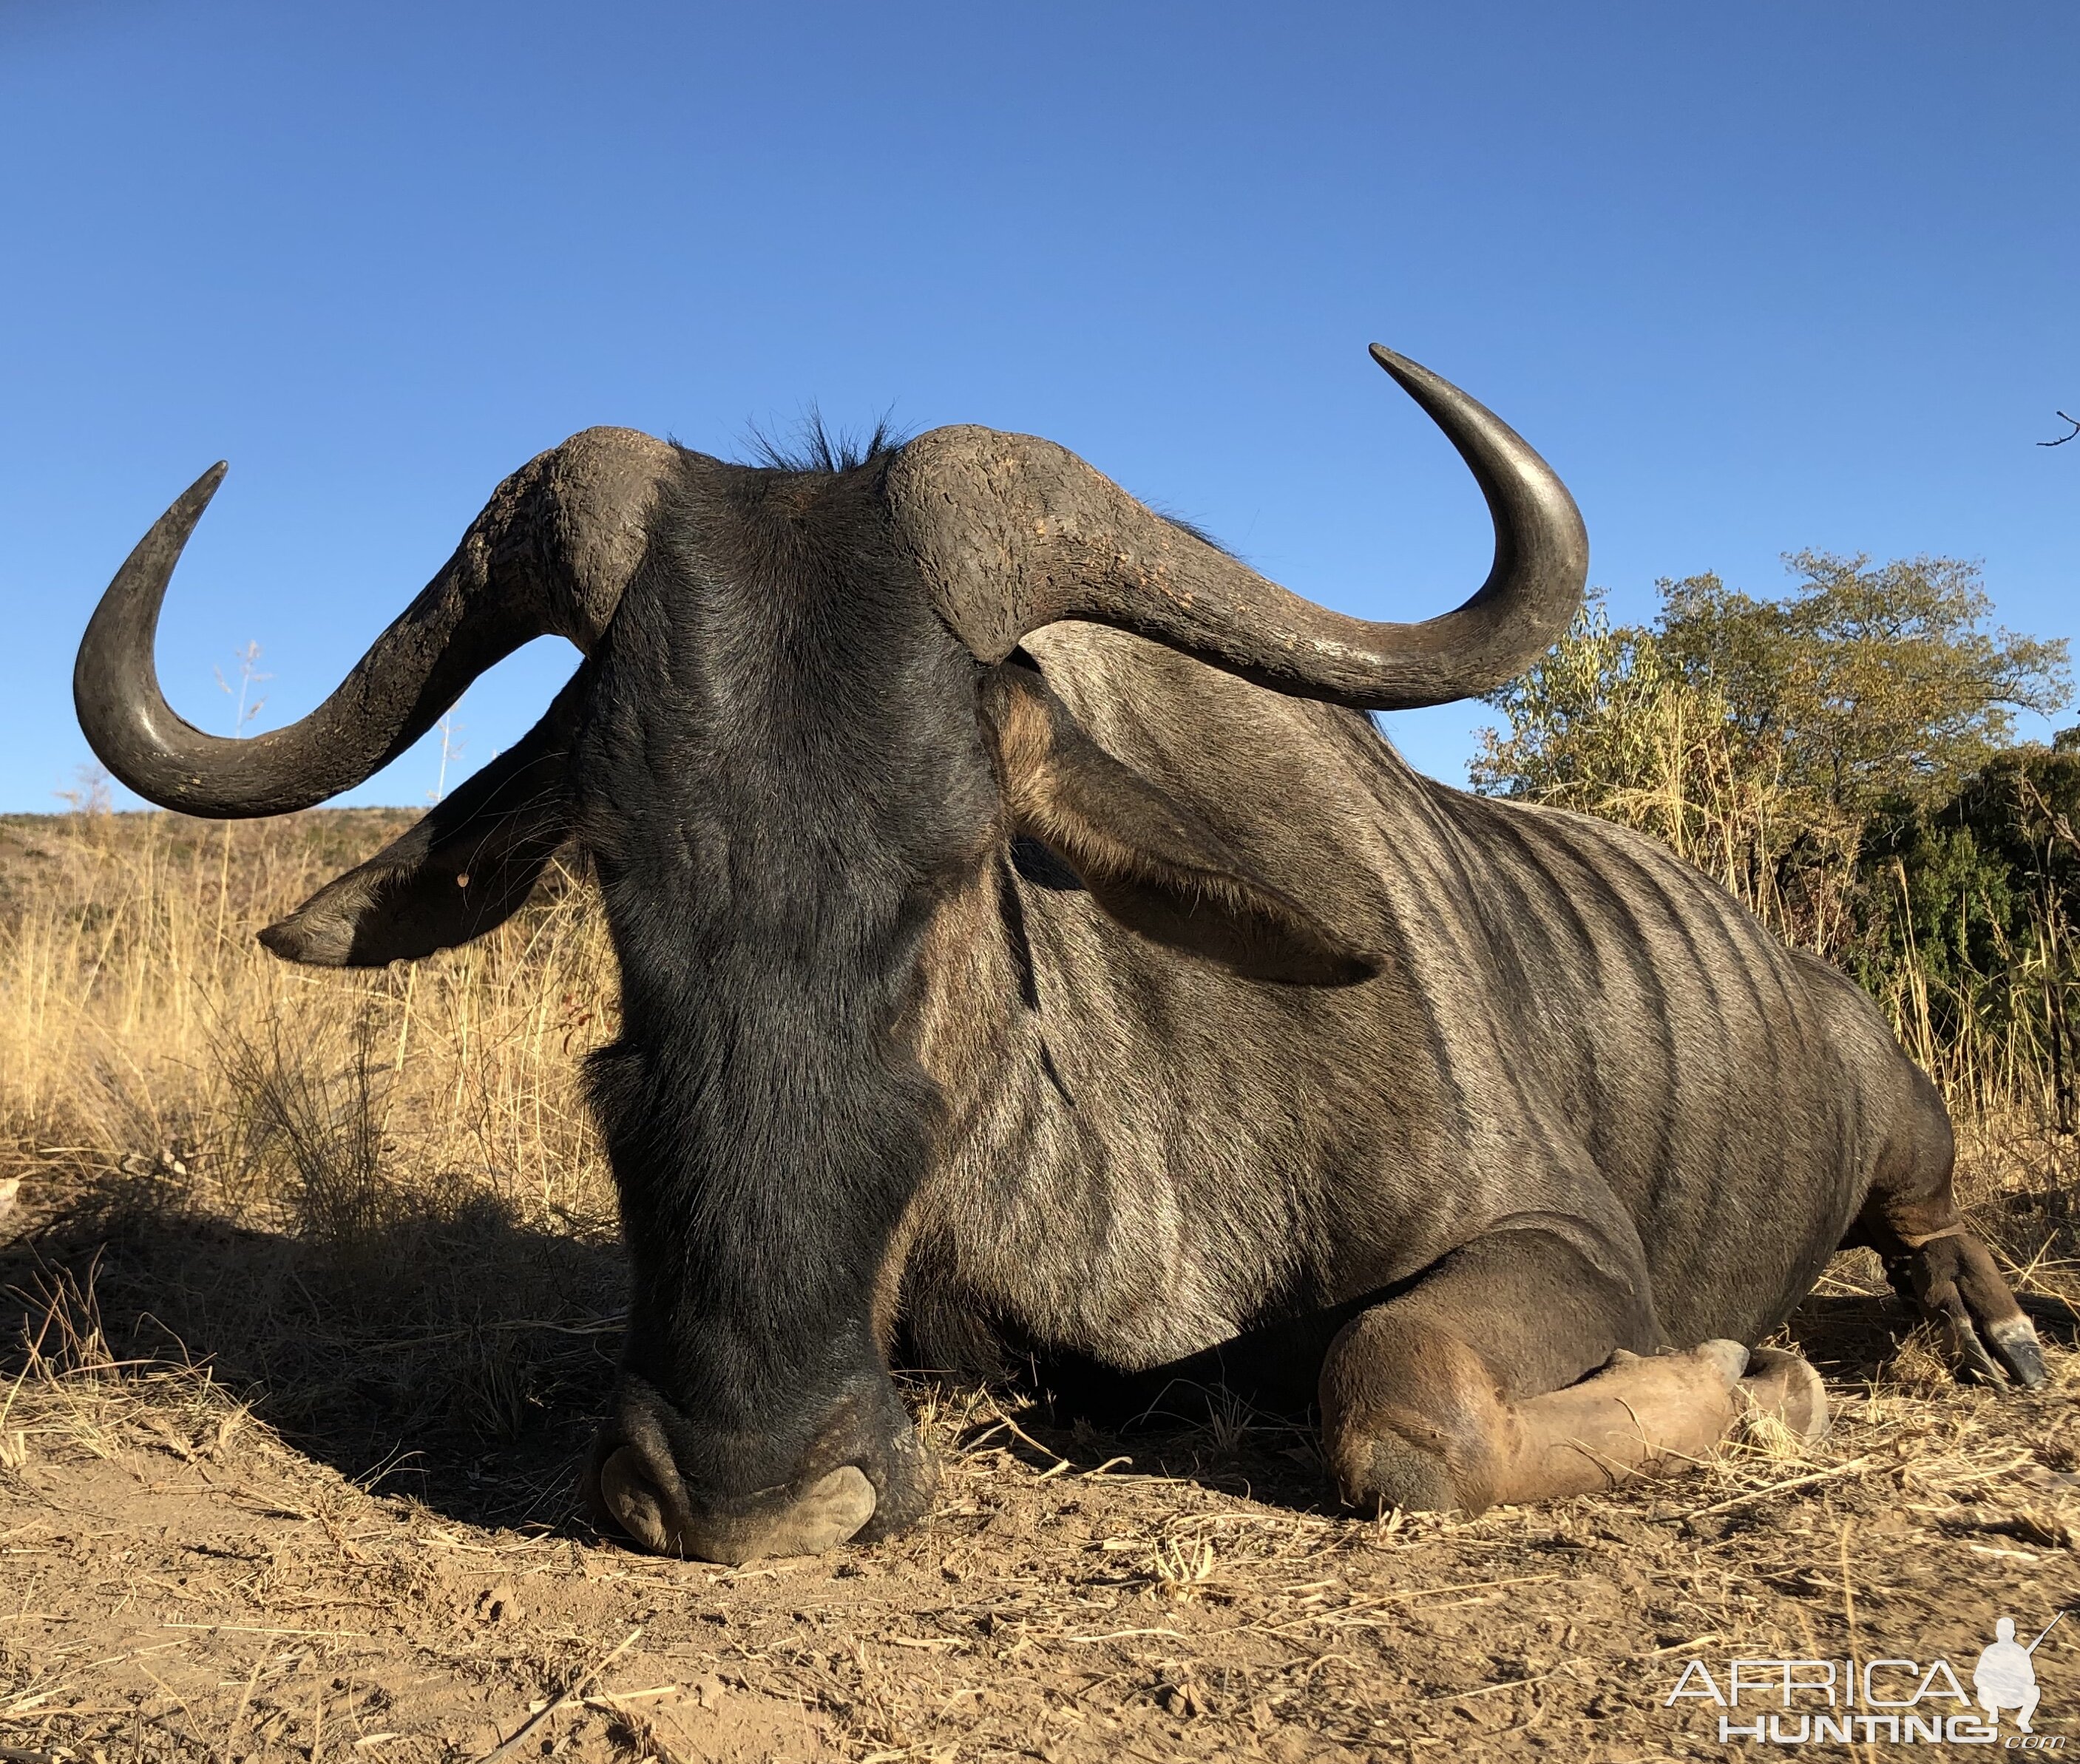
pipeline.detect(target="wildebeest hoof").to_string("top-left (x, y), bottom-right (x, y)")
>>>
top-left (1945, 1311), bottom-right (2050, 1390)
top-left (1986, 1316), bottom-right (2048, 1389)
top-left (594, 1447), bottom-right (878, 1565)
top-left (596, 1445), bottom-right (675, 1553)
top-left (1735, 1346), bottom-right (1829, 1442)
top-left (1692, 1339), bottom-right (1751, 1387)
top-left (1336, 1428), bottom-right (1461, 1516)
top-left (1888, 1229), bottom-right (2050, 1390)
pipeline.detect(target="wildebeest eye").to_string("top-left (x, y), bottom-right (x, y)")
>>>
top-left (1009, 835), bottom-right (1082, 892)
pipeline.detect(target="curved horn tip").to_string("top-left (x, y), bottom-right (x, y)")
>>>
top-left (1366, 343), bottom-right (1443, 394)
top-left (185, 460), bottom-right (229, 503)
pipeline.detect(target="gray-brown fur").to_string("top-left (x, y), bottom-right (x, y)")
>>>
top-left (899, 622), bottom-right (1963, 1371)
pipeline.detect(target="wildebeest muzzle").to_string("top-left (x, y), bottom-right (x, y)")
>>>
top-left (580, 1374), bottom-right (935, 1564)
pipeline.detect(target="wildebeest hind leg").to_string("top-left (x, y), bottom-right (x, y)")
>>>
top-left (1854, 1085), bottom-right (2045, 1387)
top-left (1318, 1228), bottom-right (1826, 1516)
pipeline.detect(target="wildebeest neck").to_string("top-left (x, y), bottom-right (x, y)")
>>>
top-left (577, 452), bottom-right (986, 1527)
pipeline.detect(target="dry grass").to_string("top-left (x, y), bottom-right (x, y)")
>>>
top-left (0, 810), bottom-right (628, 1514)
top-left (1, 807), bottom-right (619, 1231)
top-left (1, 808), bottom-right (2077, 1763)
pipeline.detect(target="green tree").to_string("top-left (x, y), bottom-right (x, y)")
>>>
top-left (1479, 555), bottom-right (2070, 824)
top-left (1861, 741), bottom-right (2080, 1124)
top-left (1470, 597), bottom-right (1791, 912)
top-left (1655, 553), bottom-right (2069, 815)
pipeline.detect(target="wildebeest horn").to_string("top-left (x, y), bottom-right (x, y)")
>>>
top-left (887, 345), bottom-right (1588, 710)
top-left (74, 427), bottom-right (674, 818)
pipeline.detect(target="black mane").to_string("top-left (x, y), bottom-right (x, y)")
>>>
top-left (742, 413), bottom-right (1232, 558)
top-left (742, 409), bottom-right (907, 474)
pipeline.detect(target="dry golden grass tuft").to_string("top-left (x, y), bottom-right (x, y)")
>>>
top-left (0, 807), bottom-right (620, 1229)
top-left (2, 808), bottom-right (2078, 1763)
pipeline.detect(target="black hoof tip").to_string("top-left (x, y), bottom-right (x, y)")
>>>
top-left (1989, 1317), bottom-right (2049, 1390)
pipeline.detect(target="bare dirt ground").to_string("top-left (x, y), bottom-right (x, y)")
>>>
top-left (3, 1141), bottom-right (2077, 1763)
top-left (2, 813), bottom-right (2078, 1761)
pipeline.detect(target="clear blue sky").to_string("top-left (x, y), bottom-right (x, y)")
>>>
top-left (3, 1), bottom-right (2074, 813)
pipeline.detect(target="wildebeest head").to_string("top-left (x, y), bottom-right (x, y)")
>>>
top-left (75, 347), bottom-right (1588, 1561)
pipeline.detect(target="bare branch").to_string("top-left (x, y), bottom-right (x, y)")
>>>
top-left (2040, 410), bottom-right (2080, 448)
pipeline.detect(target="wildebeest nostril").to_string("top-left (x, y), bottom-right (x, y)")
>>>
top-left (594, 1444), bottom-right (880, 1563)
top-left (753, 1464), bottom-right (878, 1558)
top-left (598, 1445), bottom-right (674, 1553)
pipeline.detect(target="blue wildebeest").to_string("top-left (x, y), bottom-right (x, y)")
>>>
top-left (74, 347), bottom-right (2042, 1562)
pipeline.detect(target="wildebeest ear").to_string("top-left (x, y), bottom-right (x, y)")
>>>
top-left (257, 672), bottom-right (584, 968)
top-left (979, 665), bottom-right (1376, 987)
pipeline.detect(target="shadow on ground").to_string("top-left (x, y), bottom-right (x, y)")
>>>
top-left (0, 1164), bottom-right (628, 1530)
top-left (0, 1163), bottom-right (1338, 1537)
top-left (6, 1163), bottom-right (2069, 1541)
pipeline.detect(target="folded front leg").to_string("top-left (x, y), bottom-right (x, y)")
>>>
top-left (1318, 1226), bottom-right (1826, 1515)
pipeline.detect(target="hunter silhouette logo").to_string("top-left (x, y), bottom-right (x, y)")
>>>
top-left (1976, 1612), bottom-right (2061, 1734)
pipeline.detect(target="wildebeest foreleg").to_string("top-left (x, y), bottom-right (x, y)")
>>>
top-left (1318, 1228), bottom-right (1826, 1515)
